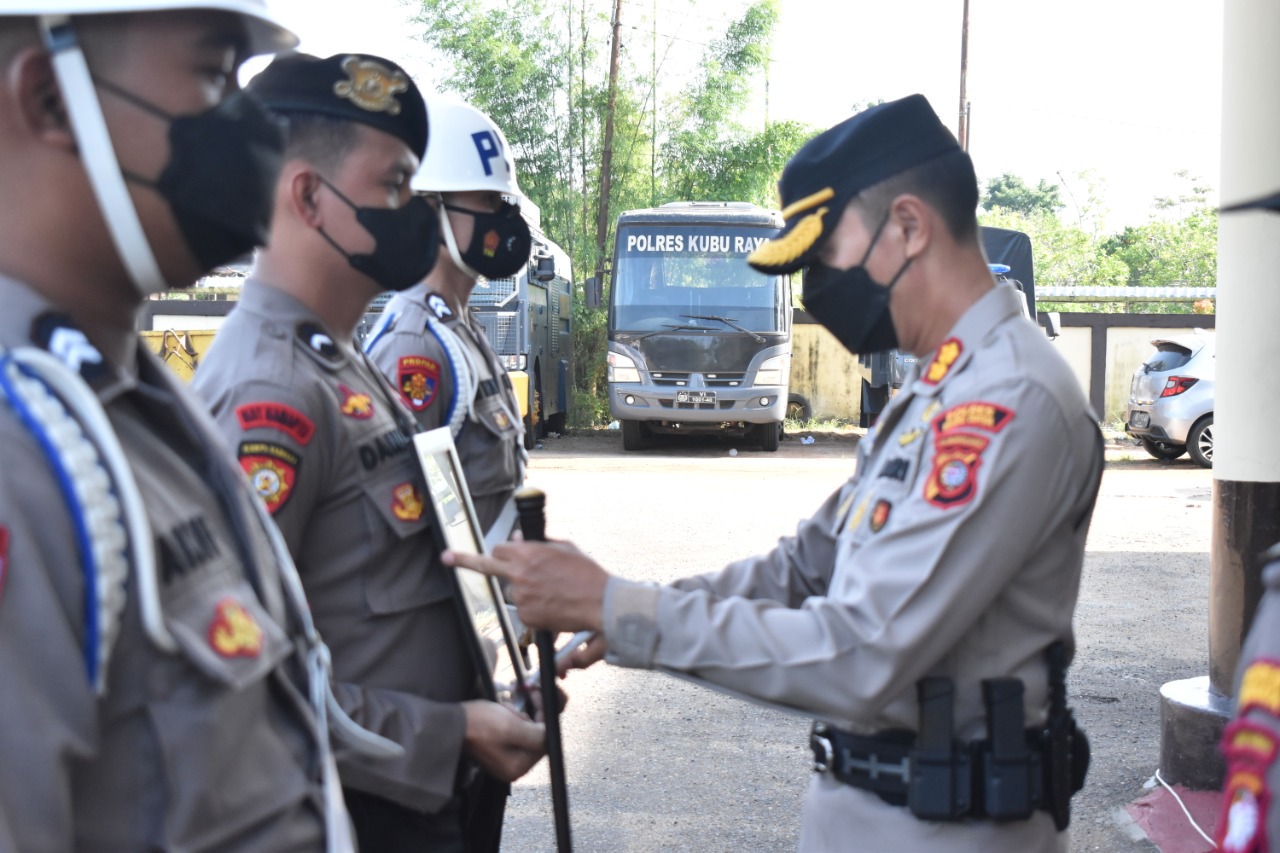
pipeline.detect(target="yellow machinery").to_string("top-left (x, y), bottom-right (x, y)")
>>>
top-left (139, 329), bottom-right (219, 382)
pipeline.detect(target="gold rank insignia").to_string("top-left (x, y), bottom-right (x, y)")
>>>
top-left (848, 497), bottom-right (869, 531)
top-left (923, 338), bottom-right (963, 385)
top-left (391, 482), bottom-right (425, 522)
top-left (898, 427), bottom-right (924, 447)
top-left (920, 400), bottom-right (942, 423)
top-left (334, 56), bottom-right (408, 116)
top-left (746, 187), bottom-right (835, 269)
top-left (208, 598), bottom-right (263, 658)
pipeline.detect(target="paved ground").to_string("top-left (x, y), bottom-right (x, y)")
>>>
top-left (496, 429), bottom-right (1216, 852)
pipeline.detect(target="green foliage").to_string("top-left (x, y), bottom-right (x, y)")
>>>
top-left (415, 0), bottom-right (814, 425)
top-left (981, 173), bottom-right (1063, 216)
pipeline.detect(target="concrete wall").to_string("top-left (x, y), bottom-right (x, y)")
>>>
top-left (787, 312), bottom-right (1216, 426)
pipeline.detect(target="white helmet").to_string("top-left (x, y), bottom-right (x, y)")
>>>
top-left (411, 97), bottom-right (523, 198)
top-left (1, 2), bottom-right (297, 295)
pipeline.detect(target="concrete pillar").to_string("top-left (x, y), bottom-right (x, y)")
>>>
top-left (1159, 0), bottom-right (1280, 788)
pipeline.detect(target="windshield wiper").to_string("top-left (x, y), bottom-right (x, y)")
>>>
top-left (632, 324), bottom-right (707, 342)
top-left (681, 314), bottom-right (765, 344)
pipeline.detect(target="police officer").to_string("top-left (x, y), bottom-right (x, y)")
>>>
top-left (191, 54), bottom-right (545, 853)
top-left (365, 97), bottom-right (531, 535)
top-left (1213, 189), bottom-right (1280, 853)
top-left (450, 95), bottom-right (1104, 851)
top-left (0, 3), bottom-right (362, 850)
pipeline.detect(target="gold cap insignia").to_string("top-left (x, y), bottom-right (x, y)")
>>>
top-left (747, 206), bottom-right (828, 269)
top-left (334, 56), bottom-right (408, 116)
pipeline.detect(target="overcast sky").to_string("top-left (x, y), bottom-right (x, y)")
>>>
top-left (254, 0), bottom-right (1224, 231)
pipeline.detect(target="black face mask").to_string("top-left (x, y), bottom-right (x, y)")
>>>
top-left (444, 201), bottom-right (532, 280)
top-left (802, 217), bottom-right (912, 356)
top-left (94, 77), bottom-right (285, 271)
top-left (317, 180), bottom-right (440, 292)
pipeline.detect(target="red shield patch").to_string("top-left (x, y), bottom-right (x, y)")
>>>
top-left (238, 442), bottom-right (300, 515)
top-left (235, 402), bottom-right (315, 445)
top-left (391, 481), bottom-right (425, 522)
top-left (397, 356), bottom-right (440, 411)
top-left (1217, 766), bottom-right (1269, 853)
top-left (869, 500), bottom-right (892, 533)
top-left (923, 433), bottom-right (989, 509)
top-left (208, 598), bottom-right (263, 659)
top-left (339, 384), bottom-right (374, 419)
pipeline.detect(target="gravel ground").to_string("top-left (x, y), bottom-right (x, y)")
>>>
top-left (494, 429), bottom-right (1213, 852)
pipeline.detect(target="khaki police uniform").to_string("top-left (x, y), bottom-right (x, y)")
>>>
top-left (0, 275), bottom-right (326, 851)
top-left (602, 283), bottom-right (1103, 851)
top-left (193, 280), bottom-right (483, 816)
top-left (1216, 547), bottom-right (1280, 853)
top-left (366, 283), bottom-right (525, 533)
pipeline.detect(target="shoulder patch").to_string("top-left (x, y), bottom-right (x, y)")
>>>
top-left (922, 338), bottom-right (963, 385)
top-left (1217, 765), bottom-right (1269, 853)
top-left (1239, 660), bottom-right (1280, 717)
top-left (208, 598), bottom-right (263, 658)
top-left (426, 292), bottom-right (453, 320)
top-left (297, 322), bottom-right (341, 363)
top-left (1224, 719), bottom-right (1280, 766)
top-left (235, 402), bottom-right (315, 446)
top-left (398, 355), bottom-right (441, 411)
top-left (339, 384), bottom-right (375, 419)
top-left (238, 441), bottom-right (300, 515)
top-left (934, 402), bottom-right (1015, 436)
top-left (924, 432), bottom-right (989, 509)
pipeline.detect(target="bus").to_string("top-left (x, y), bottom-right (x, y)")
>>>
top-left (606, 201), bottom-right (790, 451)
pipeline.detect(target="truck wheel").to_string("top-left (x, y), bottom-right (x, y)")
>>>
top-left (621, 419), bottom-right (647, 451)
top-left (758, 421), bottom-right (781, 452)
top-left (1187, 416), bottom-right (1214, 468)
top-left (785, 394), bottom-right (812, 423)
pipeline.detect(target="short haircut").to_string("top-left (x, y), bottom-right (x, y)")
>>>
top-left (853, 150), bottom-right (980, 244)
top-left (283, 113), bottom-right (361, 173)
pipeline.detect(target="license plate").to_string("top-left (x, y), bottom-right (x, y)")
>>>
top-left (1129, 411), bottom-right (1150, 429)
top-left (676, 390), bottom-right (716, 405)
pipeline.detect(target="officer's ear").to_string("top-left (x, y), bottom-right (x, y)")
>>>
top-left (5, 46), bottom-right (74, 150)
top-left (889, 194), bottom-right (931, 260)
top-left (288, 166), bottom-right (325, 227)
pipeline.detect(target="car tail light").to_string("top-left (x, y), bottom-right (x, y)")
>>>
top-left (1160, 376), bottom-right (1199, 397)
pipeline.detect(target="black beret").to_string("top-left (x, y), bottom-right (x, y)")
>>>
top-left (748, 94), bottom-right (963, 275)
top-left (1221, 189), bottom-right (1280, 213)
top-left (247, 52), bottom-right (428, 162)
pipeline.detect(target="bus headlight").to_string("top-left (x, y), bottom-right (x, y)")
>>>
top-left (608, 352), bottom-right (642, 383)
top-left (755, 354), bottom-right (787, 386)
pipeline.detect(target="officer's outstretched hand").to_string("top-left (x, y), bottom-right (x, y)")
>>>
top-left (462, 699), bottom-right (545, 782)
top-left (445, 541), bottom-right (608, 634)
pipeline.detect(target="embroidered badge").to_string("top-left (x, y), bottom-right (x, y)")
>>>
top-left (1217, 767), bottom-right (1268, 853)
top-left (898, 427), bottom-right (924, 447)
top-left (208, 598), bottom-right (263, 658)
top-left (745, 194), bottom-right (833, 270)
top-left (426, 293), bottom-right (453, 319)
top-left (1224, 719), bottom-right (1280, 766)
top-left (391, 482), bottom-right (425, 522)
top-left (339, 384), bottom-right (374, 419)
top-left (397, 356), bottom-right (440, 411)
top-left (0, 526), bottom-right (8, 604)
top-left (924, 433), bottom-right (990, 509)
top-left (238, 442), bottom-right (300, 515)
top-left (869, 500), bottom-right (892, 533)
top-left (934, 401), bottom-right (1016, 435)
top-left (879, 458), bottom-right (910, 482)
top-left (297, 322), bottom-right (340, 363)
top-left (334, 56), bottom-right (408, 115)
top-left (923, 338), bottom-right (963, 385)
top-left (1239, 661), bottom-right (1280, 716)
top-left (235, 402), bottom-right (315, 446)
top-left (493, 409), bottom-right (511, 429)
top-left (482, 229), bottom-right (501, 258)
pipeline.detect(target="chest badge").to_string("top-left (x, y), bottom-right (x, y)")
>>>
top-left (923, 433), bottom-right (989, 509)
top-left (397, 356), bottom-right (441, 411)
top-left (238, 442), bottom-right (300, 515)
top-left (869, 500), bottom-right (892, 533)
top-left (493, 409), bottom-right (511, 429)
top-left (391, 482), bottom-right (425, 522)
top-left (923, 338), bottom-right (963, 385)
top-left (898, 427), bottom-right (924, 447)
top-left (339, 384), bottom-right (374, 419)
top-left (208, 598), bottom-right (263, 658)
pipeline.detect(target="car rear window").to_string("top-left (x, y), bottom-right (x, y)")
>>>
top-left (1144, 343), bottom-right (1193, 372)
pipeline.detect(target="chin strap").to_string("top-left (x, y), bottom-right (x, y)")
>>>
top-left (435, 193), bottom-right (481, 280)
top-left (38, 15), bottom-right (167, 296)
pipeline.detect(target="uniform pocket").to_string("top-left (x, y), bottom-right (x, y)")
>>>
top-left (163, 577), bottom-right (292, 691)
top-left (359, 460), bottom-right (455, 614)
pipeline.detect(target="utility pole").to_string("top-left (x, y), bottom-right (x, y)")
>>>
top-left (595, 0), bottom-right (623, 280)
top-left (958, 0), bottom-right (970, 150)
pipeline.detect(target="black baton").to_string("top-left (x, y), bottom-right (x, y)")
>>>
top-left (515, 487), bottom-right (572, 853)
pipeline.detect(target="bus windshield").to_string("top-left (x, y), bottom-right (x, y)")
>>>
top-left (612, 224), bottom-right (785, 334)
